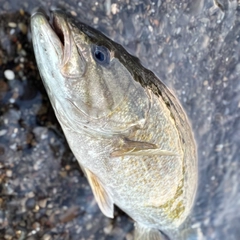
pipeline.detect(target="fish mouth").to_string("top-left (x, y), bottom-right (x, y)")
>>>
top-left (32, 8), bottom-right (86, 78)
top-left (31, 8), bottom-right (72, 67)
top-left (32, 8), bottom-right (66, 47)
top-left (51, 12), bottom-right (65, 47)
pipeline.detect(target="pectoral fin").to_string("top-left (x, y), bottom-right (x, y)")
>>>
top-left (111, 138), bottom-right (176, 157)
top-left (84, 168), bottom-right (114, 218)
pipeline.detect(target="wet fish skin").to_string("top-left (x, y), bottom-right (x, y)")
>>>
top-left (31, 9), bottom-right (198, 240)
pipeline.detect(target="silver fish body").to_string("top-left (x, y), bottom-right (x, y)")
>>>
top-left (31, 9), bottom-right (198, 240)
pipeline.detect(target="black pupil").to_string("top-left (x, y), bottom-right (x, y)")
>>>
top-left (95, 50), bottom-right (105, 62)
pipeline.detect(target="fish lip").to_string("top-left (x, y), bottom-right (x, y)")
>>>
top-left (31, 8), bottom-right (64, 45)
top-left (31, 8), bottom-right (64, 57)
top-left (51, 11), bottom-right (88, 79)
top-left (50, 11), bottom-right (76, 71)
top-left (31, 7), bottom-right (49, 19)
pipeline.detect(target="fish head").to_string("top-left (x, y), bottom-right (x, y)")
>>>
top-left (31, 9), bottom-right (145, 132)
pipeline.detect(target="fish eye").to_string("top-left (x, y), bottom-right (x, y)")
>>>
top-left (92, 45), bottom-right (110, 66)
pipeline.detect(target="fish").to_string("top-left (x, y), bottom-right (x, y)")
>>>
top-left (31, 8), bottom-right (198, 240)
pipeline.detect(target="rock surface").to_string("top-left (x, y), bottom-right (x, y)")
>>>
top-left (0, 0), bottom-right (240, 239)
